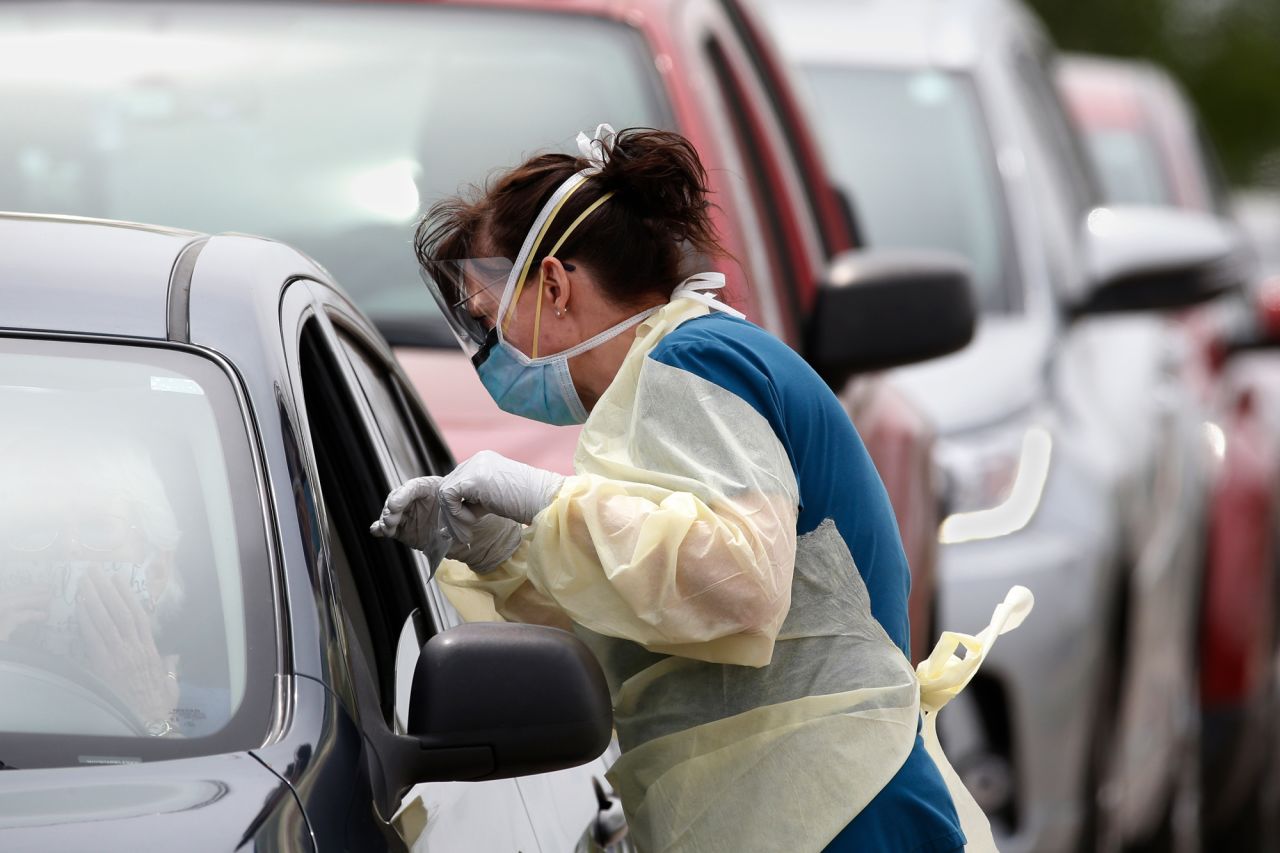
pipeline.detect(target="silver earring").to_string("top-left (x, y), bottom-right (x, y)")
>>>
top-left (555, 308), bottom-right (566, 318)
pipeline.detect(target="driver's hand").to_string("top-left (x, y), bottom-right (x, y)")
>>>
top-left (75, 567), bottom-right (179, 726)
top-left (0, 584), bottom-right (51, 641)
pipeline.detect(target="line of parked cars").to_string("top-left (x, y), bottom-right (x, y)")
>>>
top-left (1, 0), bottom-right (1278, 850)
top-left (759, 2), bottom-right (1240, 850)
top-left (1058, 56), bottom-right (1280, 851)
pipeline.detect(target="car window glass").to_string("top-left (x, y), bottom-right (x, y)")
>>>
top-left (1013, 45), bottom-right (1099, 218)
top-left (333, 324), bottom-right (435, 482)
top-left (0, 337), bottom-right (275, 767)
top-left (299, 320), bottom-right (432, 724)
top-left (715, 0), bottom-right (849, 255)
top-left (704, 35), bottom-right (800, 312)
top-left (1192, 121), bottom-right (1233, 217)
top-left (1082, 128), bottom-right (1171, 207)
top-left (802, 67), bottom-right (1019, 313)
top-left (0, 3), bottom-right (671, 344)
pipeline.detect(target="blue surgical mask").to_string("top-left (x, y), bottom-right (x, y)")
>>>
top-left (473, 306), bottom-right (658, 426)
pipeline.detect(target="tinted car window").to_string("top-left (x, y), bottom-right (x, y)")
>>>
top-left (299, 321), bottom-right (432, 722)
top-left (704, 36), bottom-right (799, 310)
top-left (0, 337), bottom-right (275, 767)
top-left (1012, 46), bottom-right (1100, 218)
top-left (335, 325), bottom-right (431, 483)
top-left (802, 67), bottom-right (1018, 313)
top-left (1083, 128), bottom-right (1171, 207)
top-left (0, 3), bottom-right (671, 341)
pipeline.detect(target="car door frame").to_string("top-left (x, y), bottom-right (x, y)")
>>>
top-left (282, 277), bottom-right (548, 850)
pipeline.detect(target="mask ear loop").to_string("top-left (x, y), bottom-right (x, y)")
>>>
top-left (530, 191), bottom-right (615, 358)
top-left (503, 180), bottom-right (589, 340)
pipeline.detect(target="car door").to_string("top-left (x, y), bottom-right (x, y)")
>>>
top-left (290, 280), bottom-right (542, 852)
top-left (308, 283), bottom-right (626, 852)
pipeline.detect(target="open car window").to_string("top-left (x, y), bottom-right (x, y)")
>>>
top-left (298, 319), bottom-right (436, 727)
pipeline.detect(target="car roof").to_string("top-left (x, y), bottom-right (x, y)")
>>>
top-left (0, 212), bottom-right (202, 339)
top-left (0, 212), bottom-right (339, 349)
top-left (1056, 54), bottom-right (1166, 131)
top-left (760, 0), bottom-right (1036, 70)
top-left (423, 0), bottom-right (674, 20)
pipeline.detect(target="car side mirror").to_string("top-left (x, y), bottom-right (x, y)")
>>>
top-left (805, 249), bottom-right (976, 389)
top-left (1073, 206), bottom-right (1245, 318)
top-left (407, 622), bottom-right (612, 781)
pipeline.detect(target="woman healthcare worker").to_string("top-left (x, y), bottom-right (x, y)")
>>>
top-left (371, 126), bottom-right (1030, 853)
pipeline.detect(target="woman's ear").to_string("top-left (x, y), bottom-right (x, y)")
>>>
top-left (540, 257), bottom-right (573, 316)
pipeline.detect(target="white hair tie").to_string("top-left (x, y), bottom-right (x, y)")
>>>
top-left (575, 123), bottom-right (618, 175)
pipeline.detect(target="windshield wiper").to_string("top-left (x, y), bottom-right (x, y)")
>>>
top-left (0, 760), bottom-right (17, 770)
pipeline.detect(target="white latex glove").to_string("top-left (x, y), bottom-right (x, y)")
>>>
top-left (439, 450), bottom-right (565, 528)
top-left (370, 476), bottom-right (522, 574)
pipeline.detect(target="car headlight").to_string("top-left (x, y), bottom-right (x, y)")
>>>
top-left (937, 425), bottom-right (1053, 544)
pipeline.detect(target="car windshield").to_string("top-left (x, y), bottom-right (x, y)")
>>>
top-left (0, 3), bottom-right (670, 344)
top-left (1082, 128), bottom-right (1171, 207)
top-left (0, 337), bottom-right (274, 768)
top-left (800, 67), bottom-right (1018, 313)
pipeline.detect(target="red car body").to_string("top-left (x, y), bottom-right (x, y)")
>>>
top-left (1060, 55), bottom-right (1280, 825)
top-left (395, 0), bottom-right (942, 660)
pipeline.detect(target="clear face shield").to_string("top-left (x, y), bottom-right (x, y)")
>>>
top-left (420, 167), bottom-right (617, 363)
top-left (420, 256), bottom-right (515, 361)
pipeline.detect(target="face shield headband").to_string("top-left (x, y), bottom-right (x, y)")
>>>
top-left (419, 124), bottom-right (621, 363)
top-left (498, 176), bottom-right (614, 359)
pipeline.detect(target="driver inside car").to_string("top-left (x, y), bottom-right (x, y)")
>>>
top-left (0, 431), bottom-right (188, 737)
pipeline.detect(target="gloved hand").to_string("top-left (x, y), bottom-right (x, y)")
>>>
top-left (439, 450), bottom-right (566, 528)
top-left (370, 476), bottom-right (523, 574)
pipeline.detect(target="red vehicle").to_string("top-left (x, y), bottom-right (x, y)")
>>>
top-left (379, 0), bottom-right (971, 662)
top-left (1060, 54), bottom-right (1280, 844)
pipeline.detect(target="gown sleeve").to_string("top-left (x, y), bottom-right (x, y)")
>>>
top-left (441, 342), bottom-right (801, 667)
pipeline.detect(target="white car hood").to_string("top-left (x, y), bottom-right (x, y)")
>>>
top-left (890, 315), bottom-right (1053, 434)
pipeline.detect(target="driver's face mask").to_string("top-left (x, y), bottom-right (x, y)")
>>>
top-left (421, 124), bottom-right (663, 426)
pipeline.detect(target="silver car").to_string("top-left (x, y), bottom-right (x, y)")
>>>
top-left (760, 0), bottom-right (1245, 849)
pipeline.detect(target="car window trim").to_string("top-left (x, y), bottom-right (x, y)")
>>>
top-left (312, 298), bottom-right (462, 629)
top-left (296, 313), bottom-right (433, 719)
top-left (702, 33), bottom-right (805, 335)
top-left (715, 0), bottom-right (854, 260)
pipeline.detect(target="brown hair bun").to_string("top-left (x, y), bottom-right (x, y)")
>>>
top-left (415, 127), bottom-right (725, 308)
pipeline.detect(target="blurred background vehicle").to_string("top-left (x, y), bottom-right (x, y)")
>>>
top-left (0, 212), bottom-right (614, 850)
top-left (761, 0), bottom-right (1243, 849)
top-left (1058, 55), bottom-right (1280, 849)
top-left (0, 0), bottom-right (975, 671)
top-left (1235, 190), bottom-right (1280, 281)
top-left (1234, 192), bottom-right (1280, 429)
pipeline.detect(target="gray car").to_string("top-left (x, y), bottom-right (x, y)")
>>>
top-left (760, 0), bottom-right (1247, 849)
top-left (0, 212), bottom-right (619, 851)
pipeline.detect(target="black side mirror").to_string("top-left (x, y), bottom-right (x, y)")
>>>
top-left (805, 249), bottom-right (976, 389)
top-left (1072, 206), bottom-right (1246, 317)
top-left (407, 622), bottom-right (612, 781)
